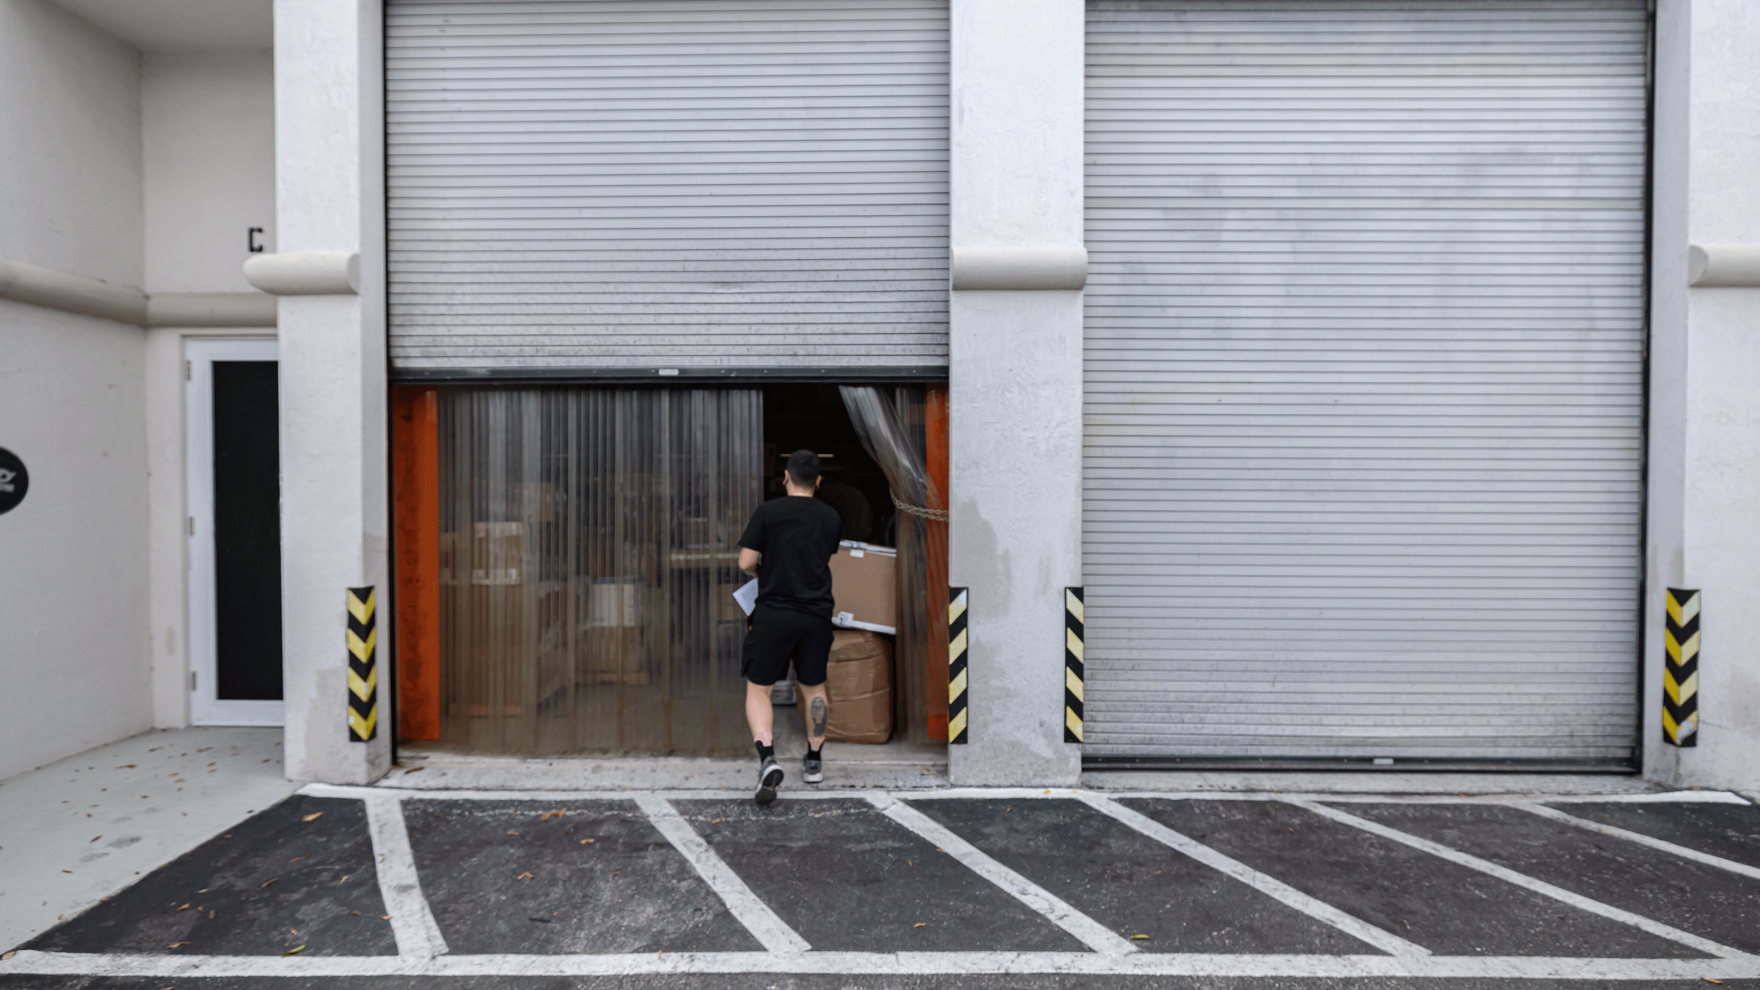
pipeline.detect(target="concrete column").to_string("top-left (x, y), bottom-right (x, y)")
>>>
top-left (273, 0), bottom-right (390, 784)
top-left (1644, 0), bottom-right (1760, 790)
top-left (946, 0), bottom-right (1086, 786)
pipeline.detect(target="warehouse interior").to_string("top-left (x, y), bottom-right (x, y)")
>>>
top-left (389, 383), bottom-right (949, 760)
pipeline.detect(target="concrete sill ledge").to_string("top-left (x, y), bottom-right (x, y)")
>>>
top-left (951, 246), bottom-right (1088, 290)
top-left (0, 256), bottom-right (277, 327)
top-left (243, 251), bottom-right (360, 295)
top-left (148, 292), bottom-right (277, 327)
top-left (1689, 244), bottom-right (1760, 287)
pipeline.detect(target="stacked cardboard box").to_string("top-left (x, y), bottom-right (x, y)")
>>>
top-left (828, 540), bottom-right (896, 633)
top-left (803, 629), bottom-right (893, 744)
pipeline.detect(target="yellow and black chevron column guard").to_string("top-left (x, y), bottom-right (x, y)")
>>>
top-left (1663, 587), bottom-right (1700, 747)
top-left (948, 587), bottom-right (969, 744)
top-left (347, 586), bottom-right (378, 743)
top-left (1064, 587), bottom-right (1084, 743)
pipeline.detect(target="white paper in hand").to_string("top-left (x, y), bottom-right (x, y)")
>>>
top-left (733, 578), bottom-right (759, 617)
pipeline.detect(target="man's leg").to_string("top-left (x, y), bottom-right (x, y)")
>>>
top-left (797, 681), bottom-right (829, 751)
top-left (742, 609), bottom-right (787, 806)
top-left (745, 679), bottom-right (775, 749)
top-left (794, 618), bottom-right (834, 785)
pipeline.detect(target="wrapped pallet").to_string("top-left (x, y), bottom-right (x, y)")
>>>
top-left (803, 630), bottom-right (893, 744)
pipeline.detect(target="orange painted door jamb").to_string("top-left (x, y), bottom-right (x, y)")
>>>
top-left (925, 384), bottom-right (951, 741)
top-left (392, 385), bottom-right (441, 741)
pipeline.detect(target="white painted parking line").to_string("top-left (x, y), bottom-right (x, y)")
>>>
top-left (632, 794), bottom-right (812, 955)
top-left (7, 949), bottom-right (1760, 980)
top-left (1318, 791), bottom-right (1753, 807)
top-left (874, 796), bottom-right (1138, 956)
top-left (301, 782), bottom-right (1754, 808)
top-left (1523, 791), bottom-right (1753, 806)
top-left (362, 795), bottom-right (450, 960)
top-left (1070, 792), bottom-right (1430, 958)
top-left (1511, 801), bottom-right (1760, 881)
top-left (1287, 798), bottom-right (1753, 960)
top-left (303, 783), bottom-right (880, 803)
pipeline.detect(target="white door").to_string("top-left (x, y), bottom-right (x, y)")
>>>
top-left (187, 338), bottom-right (284, 725)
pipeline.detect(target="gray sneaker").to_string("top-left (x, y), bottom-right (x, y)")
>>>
top-left (754, 756), bottom-right (783, 806)
top-left (803, 750), bottom-right (823, 784)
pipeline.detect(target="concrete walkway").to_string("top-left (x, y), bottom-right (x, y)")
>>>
top-left (0, 727), bottom-right (297, 951)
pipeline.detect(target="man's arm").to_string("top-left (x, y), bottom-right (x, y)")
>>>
top-left (738, 547), bottom-right (762, 577)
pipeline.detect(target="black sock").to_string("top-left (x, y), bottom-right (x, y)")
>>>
top-left (807, 745), bottom-right (822, 759)
top-left (756, 741), bottom-right (775, 761)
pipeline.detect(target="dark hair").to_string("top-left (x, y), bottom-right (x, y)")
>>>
top-left (785, 449), bottom-right (821, 488)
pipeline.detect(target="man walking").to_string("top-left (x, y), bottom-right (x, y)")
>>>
top-left (737, 449), bottom-right (842, 805)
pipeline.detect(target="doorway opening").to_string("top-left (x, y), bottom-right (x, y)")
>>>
top-left (760, 384), bottom-right (950, 748)
top-left (391, 382), bottom-right (948, 757)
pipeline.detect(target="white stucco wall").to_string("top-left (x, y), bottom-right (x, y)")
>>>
top-left (273, 0), bottom-right (391, 782)
top-left (1645, 0), bottom-right (1760, 790)
top-left (946, 0), bottom-right (1086, 785)
top-left (0, 0), bottom-right (150, 781)
top-left (0, 0), bottom-right (142, 286)
top-left (0, 303), bottom-right (150, 782)
top-left (143, 49), bottom-right (277, 293)
top-left (140, 50), bottom-right (279, 728)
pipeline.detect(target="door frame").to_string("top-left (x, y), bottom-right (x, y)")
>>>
top-left (187, 337), bottom-right (283, 726)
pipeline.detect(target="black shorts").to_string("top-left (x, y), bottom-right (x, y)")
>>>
top-left (741, 604), bottom-right (833, 687)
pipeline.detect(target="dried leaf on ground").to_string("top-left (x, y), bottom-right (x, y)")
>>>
top-left (579, 838), bottom-right (594, 845)
top-left (913, 923), bottom-right (926, 928)
top-left (302, 812), bottom-right (324, 822)
top-left (260, 878), bottom-right (277, 888)
top-left (515, 872), bottom-right (534, 881)
top-left (281, 945), bottom-right (305, 957)
top-left (167, 942), bottom-right (191, 948)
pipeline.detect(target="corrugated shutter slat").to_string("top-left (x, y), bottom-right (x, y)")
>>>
top-left (386, 0), bottom-right (950, 374)
top-left (1082, 0), bottom-right (1648, 762)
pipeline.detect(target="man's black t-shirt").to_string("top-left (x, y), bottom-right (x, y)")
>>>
top-left (738, 495), bottom-right (843, 618)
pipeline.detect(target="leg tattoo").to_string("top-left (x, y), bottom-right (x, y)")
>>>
top-left (809, 696), bottom-right (828, 737)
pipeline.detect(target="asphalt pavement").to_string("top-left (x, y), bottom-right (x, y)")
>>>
top-left (3, 782), bottom-right (1758, 989)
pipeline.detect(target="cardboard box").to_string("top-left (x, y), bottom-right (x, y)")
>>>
top-left (583, 577), bottom-right (648, 683)
top-left (801, 629), bottom-right (892, 744)
top-left (583, 625), bottom-right (647, 684)
top-left (828, 540), bottom-right (896, 633)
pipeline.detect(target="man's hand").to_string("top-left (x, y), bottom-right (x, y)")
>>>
top-left (738, 547), bottom-right (762, 577)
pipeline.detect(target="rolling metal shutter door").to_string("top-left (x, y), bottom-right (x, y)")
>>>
top-left (1082, 0), bottom-right (1649, 762)
top-left (385, 0), bottom-right (949, 375)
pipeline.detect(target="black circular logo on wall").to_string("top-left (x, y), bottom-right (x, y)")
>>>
top-left (0, 448), bottom-right (28, 514)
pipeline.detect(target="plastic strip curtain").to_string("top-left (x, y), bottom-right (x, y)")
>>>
top-left (839, 385), bottom-right (947, 745)
top-left (436, 387), bottom-right (761, 756)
